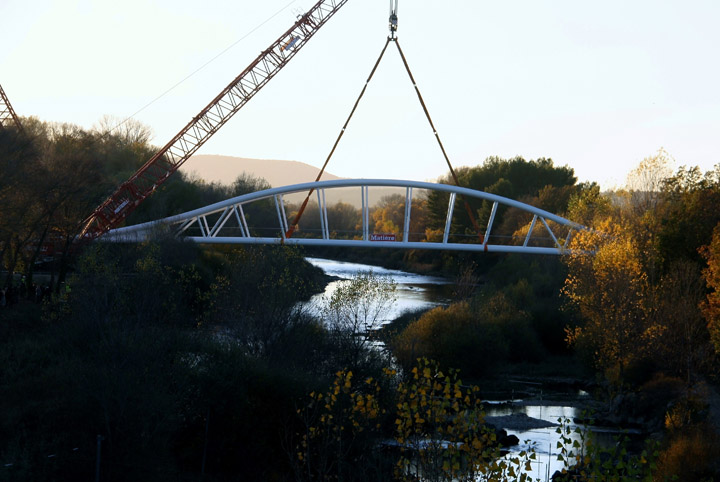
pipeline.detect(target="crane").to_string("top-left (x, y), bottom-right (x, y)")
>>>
top-left (79, 0), bottom-right (350, 240)
top-left (0, 84), bottom-right (24, 132)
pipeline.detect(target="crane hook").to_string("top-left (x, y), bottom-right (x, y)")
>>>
top-left (389, 0), bottom-right (398, 38)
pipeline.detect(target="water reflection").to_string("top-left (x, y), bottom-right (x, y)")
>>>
top-left (485, 403), bottom-right (582, 480)
top-left (305, 257), bottom-right (452, 322)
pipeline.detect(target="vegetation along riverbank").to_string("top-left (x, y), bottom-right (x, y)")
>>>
top-left (3, 119), bottom-right (720, 480)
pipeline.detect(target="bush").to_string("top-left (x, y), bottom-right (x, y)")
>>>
top-left (391, 291), bottom-right (546, 378)
top-left (655, 426), bottom-right (720, 481)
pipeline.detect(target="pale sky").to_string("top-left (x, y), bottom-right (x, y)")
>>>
top-left (2, 0), bottom-right (719, 190)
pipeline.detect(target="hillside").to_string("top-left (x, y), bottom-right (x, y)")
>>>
top-left (180, 154), bottom-right (343, 187)
top-left (181, 154), bottom-right (402, 208)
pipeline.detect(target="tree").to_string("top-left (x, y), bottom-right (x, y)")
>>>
top-left (563, 219), bottom-right (659, 388)
top-left (626, 148), bottom-right (674, 213)
top-left (34, 123), bottom-right (110, 289)
top-left (500, 184), bottom-right (579, 242)
top-left (322, 271), bottom-right (397, 371)
top-left (295, 359), bottom-right (544, 482)
top-left (371, 194), bottom-right (429, 242)
top-left (393, 359), bottom-right (503, 482)
top-left (372, 194), bottom-right (404, 235)
top-left (701, 222), bottom-right (720, 355)
top-left (657, 165), bottom-right (720, 268)
top-left (391, 291), bottom-right (542, 379)
top-left (94, 115), bottom-right (154, 146)
top-left (327, 202), bottom-right (362, 239)
top-left (426, 156), bottom-right (577, 243)
top-left (211, 246), bottom-right (325, 357)
top-left (651, 260), bottom-right (713, 384)
top-left (293, 369), bottom-right (387, 481)
top-left (0, 124), bottom-right (43, 286)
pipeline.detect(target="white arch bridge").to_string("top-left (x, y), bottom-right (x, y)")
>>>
top-left (105, 179), bottom-right (586, 255)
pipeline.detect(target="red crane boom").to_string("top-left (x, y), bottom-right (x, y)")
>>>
top-left (80, 0), bottom-right (350, 240)
top-left (0, 84), bottom-right (24, 132)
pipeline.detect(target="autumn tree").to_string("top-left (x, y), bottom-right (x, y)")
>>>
top-left (370, 193), bottom-right (428, 242)
top-left (563, 219), bottom-right (659, 388)
top-left (702, 222), bottom-right (720, 354)
top-left (295, 360), bottom-right (539, 482)
top-left (293, 369), bottom-right (387, 481)
top-left (391, 359), bottom-right (519, 482)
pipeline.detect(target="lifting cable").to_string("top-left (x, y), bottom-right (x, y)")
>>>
top-left (392, 38), bottom-right (484, 241)
top-left (285, 37), bottom-right (392, 238)
top-left (285, 12), bottom-right (483, 240)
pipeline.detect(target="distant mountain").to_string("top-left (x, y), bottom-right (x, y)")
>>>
top-left (180, 154), bottom-right (402, 208)
top-left (180, 154), bottom-right (343, 187)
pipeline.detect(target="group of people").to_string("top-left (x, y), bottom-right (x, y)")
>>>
top-left (0, 278), bottom-right (53, 308)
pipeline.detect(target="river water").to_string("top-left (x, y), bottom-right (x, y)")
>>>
top-left (305, 257), bottom-right (454, 322)
top-left (304, 257), bottom-right (618, 481)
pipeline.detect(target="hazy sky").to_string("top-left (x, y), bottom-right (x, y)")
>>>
top-left (2, 0), bottom-right (719, 190)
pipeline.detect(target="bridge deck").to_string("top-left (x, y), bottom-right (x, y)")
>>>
top-left (105, 179), bottom-right (585, 255)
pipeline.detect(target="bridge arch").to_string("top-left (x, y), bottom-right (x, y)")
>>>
top-left (105, 179), bottom-right (586, 255)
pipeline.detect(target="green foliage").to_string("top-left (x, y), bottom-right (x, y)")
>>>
top-left (565, 182), bottom-right (612, 227)
top-left (426, 156), bottom-right (577, 244)
top-left (53, 239), bottom-right (214, 328)
top-left (658, 166), bottom-right (720, 268)
top-left (553, 415), bottom-right (659, 481)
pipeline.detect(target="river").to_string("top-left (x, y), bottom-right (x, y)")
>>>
top-left (305, 257), bottom-right (454, 322)
top-left (304, 257), bottom-right (623, 481)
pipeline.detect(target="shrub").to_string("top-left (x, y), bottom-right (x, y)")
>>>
top-left (391, 291), bottom-right (546, 378)
top-left (655, 426), bottom-right (720, 481)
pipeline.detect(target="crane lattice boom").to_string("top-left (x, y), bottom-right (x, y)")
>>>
top-left (80, 0), bottom-right (350, 240)
top-left (0, 84), bottom-right (23, 132)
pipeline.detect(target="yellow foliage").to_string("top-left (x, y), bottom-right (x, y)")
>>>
top-left (393, 359), bottom-right (497, 481)
top-left (563, 216), bottom-right (658, 382)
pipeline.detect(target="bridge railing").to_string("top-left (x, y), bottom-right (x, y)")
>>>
top-left (105, 179), bottom-right (585, 254)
